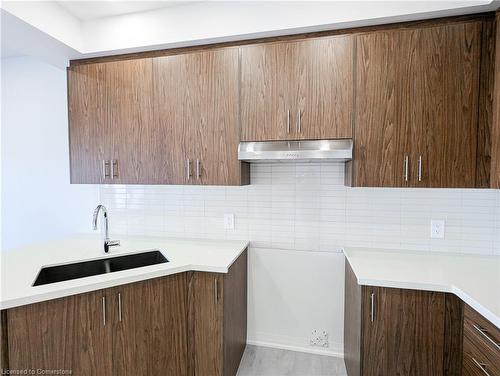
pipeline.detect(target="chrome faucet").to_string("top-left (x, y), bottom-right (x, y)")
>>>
top-left (92, 205), bottom-right (120, 253)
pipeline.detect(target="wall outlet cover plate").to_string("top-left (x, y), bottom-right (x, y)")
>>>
top-left (430, 219), bottom-right (445, 239)
top-left (224, 213), bottom-right (235, 230)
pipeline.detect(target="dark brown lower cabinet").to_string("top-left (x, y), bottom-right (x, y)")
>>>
top-left (362, 286), bottom-right (446, 375)
top-left (462, 304), bottom-right (500, 376)
top-left (344, 260), bottom-right (463, 376)
top-left (6, 288), bottom-right (113, 375)
top-left (187, 249), bottom-right (248, 376)
top-left (1, 250), bottom-right (247, 376)
top-left (110, 274), bottom-right (188, 376)
top-left (0, 311), bottom-right (8, 372)
top-left (4, 276), bottom-right (186, 376)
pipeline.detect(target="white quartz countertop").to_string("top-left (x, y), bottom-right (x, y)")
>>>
top-left (0, 234), bottom-right (249, 310)
top-left (343, 248), bottom-right (500, 329)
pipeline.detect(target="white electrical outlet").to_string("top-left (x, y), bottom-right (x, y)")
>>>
top-left (309, 329), bottom-right (329, 348)
top-left (430, 219), bottom-right (445, 239)
top-left (224, 214), bottom-right (235, 230)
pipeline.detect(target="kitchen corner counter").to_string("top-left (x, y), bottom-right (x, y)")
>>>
top-left (0, 234), bottom-right (249, 310)
top-left (343, 247), bottom-right (500, 329)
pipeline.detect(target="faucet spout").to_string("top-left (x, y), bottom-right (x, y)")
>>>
top-left (93, 204), bottom-right (108, 235)
top-left (93, 205), bottom-right (120, 253)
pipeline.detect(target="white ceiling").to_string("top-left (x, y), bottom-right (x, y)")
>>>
top-left (57, 1), bottom-right (196, 21)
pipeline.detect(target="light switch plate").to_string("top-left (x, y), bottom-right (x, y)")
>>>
top-left (224, 214), bottom-right (235, 230)
top-left (430, 220), bottom-right (445, 239)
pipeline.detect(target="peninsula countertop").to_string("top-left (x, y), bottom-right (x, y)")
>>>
top-left (343, 247), bottom-right (500, 329)
top-left (0, 234), bottom-right (249, 310)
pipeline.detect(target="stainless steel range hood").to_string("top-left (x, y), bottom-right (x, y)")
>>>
top-left (238, 139), bottom-right (353, 162)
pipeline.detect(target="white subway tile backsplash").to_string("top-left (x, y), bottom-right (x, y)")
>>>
top-left (100, 162), bottom-right (500, 255)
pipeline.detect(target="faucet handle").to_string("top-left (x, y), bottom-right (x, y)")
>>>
top-left (104, 239), bottom-right (120, 253)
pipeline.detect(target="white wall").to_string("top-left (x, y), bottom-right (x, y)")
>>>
top-left (1, 56), bottom-right (97, 251)
top-left (98, 165), bottom-right (500, 356)
top-left (82, 1), bottom-right (495, 56)
top-left (248, 248), bottom-right (345, 356)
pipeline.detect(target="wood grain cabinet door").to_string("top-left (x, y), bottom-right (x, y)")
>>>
top-left (187, 48), bottom-right (242, 186)
top-left (240, 42), bottom-right (293, 141)
top-left (241, 37), bottom-right (354, 142)
top-left (352, 30), bottom-right (409, 187)
top-left (352, 21), bottom-right (482, 188)
top-left (492, 12), bottom-right (500, 189)
top-left (7, 290), bottom-right (112, 376)
top-left (68, 63), bottom-right (109, 184)
top-left (110, 274), bottom-right (188, 376)
top-left (154, 48), bottom-right (247, 186)
top-left (362, 287), bottom-right (446, 376)
top-left (104, 59), bottom-right (159, 184)
top-left (187, 250), bottom-right (247, 376)
top-left (187, 272), bottom-right (224, 376)
top-left (410, 22), bottom-right (482, 188)
top-left (292, 36), bottom-right (354, 140)
top-left (69, 58), bottom-right (175, 184)
top-left (153, 54), bottom-right (193, 185)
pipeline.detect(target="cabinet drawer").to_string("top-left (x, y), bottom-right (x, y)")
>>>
top-left (463, 334), bottom-right (500, 376)
top-left (463, 305), bottom-right (500, 376)
top-left (464, 305), bottom-right (500, 355)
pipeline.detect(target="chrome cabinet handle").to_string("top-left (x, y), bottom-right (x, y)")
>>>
top-left (214, 278), bottom-right (218, 304)
top-left (473, 324), bottom-right (500, 350)
top-left (418, 155), bottom-right (422, 182)
top-left (370, 292), bottom-right (375, 323)
top-left (110, 159), bottom-right (118, 179)
top-left (404, 156), bottom-right (409, 182)
top-left (472, 357), bottom-right (491, 376)
top-left (118, 293), bottom-right (122, 322)
top-left (196, 159), bottom-right (201, 179)
top-left (297, 109), bottom-right (301, 133)
top-left (102, 296), bottom-right (106, 326)
top-left (102, 160), bottom-right (111, 179)
top-left (287, 110), bottom-right (290, 134)
top-left (186, 159), bottom-right (192, 180)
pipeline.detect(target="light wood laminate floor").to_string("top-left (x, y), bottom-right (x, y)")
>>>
top-left (237, 345), bottom-right (347, 376)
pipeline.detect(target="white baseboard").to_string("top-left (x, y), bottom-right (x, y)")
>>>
top-left (246, 339), bottom-right (344, 358)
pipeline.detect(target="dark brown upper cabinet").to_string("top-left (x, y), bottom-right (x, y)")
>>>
top-left (69, 49), bottom-right (248, 186)
top-left (105, 59), bottom-right (157, 185)
top-left (346, 29), bottom-right (407, 187)
top-left (68, 63), bottom-right (109, 184)
top-left (349, 21), bottom-right (483, 188)
top-left (165, 48), bottom-right (248, 186)
top-left (151, 53), bottom-right (190, 185)
top-left (69, 59), bottom-right (159, 185)
top-left (68, 15), bottom-right (497, 188)
top-left (240, 35), bottom-right (354, 142)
